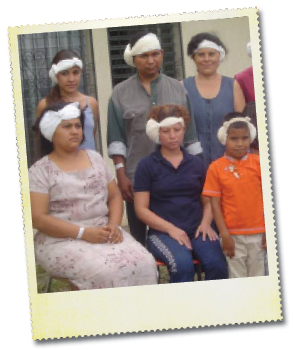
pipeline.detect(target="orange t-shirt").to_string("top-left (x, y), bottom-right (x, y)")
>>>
top-left (202, 154), bottom-right (265, 235)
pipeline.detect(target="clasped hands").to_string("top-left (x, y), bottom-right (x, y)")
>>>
top-left (82, 223), bottom-right (123, 244)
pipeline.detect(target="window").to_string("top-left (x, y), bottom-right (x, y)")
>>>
top-left (107, 23), bottom-right (184, 87)
top-left (18, 30), bottom-right (99, 166)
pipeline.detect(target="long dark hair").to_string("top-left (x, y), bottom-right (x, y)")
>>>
top-left (32, 101), bottom-right (85, 157)
top-left (46, 50), bottom-right (82, 104)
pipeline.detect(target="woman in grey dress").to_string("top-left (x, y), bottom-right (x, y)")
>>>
top-left (30, 101), bottom-right (157, 290)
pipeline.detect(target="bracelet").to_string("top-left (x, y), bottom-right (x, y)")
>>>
top-left (76, 227), bottom-right (85, 239)
top-left (115, 163), bottom-right (124, 171)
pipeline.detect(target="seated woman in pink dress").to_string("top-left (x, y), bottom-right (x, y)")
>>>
top-left (29, 101), bottom-right (157, 291)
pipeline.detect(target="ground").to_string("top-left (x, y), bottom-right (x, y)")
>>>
top-left (36, 264), bottom-right (171, 293)
top-left (35, 226), bottom-right (171, 293)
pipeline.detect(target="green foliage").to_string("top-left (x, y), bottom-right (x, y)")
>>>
top-left (36, 265), bottom-right (71, 293)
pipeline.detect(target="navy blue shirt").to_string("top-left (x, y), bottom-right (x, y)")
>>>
top-left (133, 146), bottom-right (205, 237)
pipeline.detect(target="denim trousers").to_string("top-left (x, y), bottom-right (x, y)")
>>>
top-left (147, 231), bottom-right (228, 283)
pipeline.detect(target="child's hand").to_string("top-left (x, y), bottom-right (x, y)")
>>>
top-left (261, 233), bottom-right (267, 250)
top-left (195, 224), bottom-right (218, 241)
top-left (221, 234), bottom-right (235, 258)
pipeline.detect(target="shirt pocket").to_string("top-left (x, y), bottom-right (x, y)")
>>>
top-left (123, 107), bottom-right (147, 133)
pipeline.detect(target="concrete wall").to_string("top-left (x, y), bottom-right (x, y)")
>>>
top-left (181, 16), bottom-right (252, 78)
top-left (92, 28), bottom-right (113, 169)
top-left (92, 28), bottom-right (128, 225)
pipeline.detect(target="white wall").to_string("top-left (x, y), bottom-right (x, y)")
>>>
top-left (92, 28), bottom-right (128, 226)
top-left (92, 29), bottom-right (113, 167)
top-left (181, 17), bottom-right (252, 78)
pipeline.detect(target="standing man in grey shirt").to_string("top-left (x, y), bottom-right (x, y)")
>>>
top-left (107, 31), bottom-right (202, 246)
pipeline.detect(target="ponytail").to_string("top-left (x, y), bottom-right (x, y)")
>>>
top-left (46, 85), bottom-right (63, 105)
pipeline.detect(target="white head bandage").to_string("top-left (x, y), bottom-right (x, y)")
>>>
top-left (39, 102), bottom-right (81, 142)
top-left (217, 117), bottom-right (257, 145)
top-left (146, 117), bottom-right (185, 144)
top-left (192, 39), bottom-right (226, 62)
top-left (124, 33), bottom-right (162, 67)
top-left (49, 58), bottom-right (83, 84)
top-left (247, 42), bottom-right (252, 57)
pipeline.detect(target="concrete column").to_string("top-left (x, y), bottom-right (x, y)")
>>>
top-left (92, 28), bottom-right (128, 226)
top-left (92, 28), bottom-right (112, 165)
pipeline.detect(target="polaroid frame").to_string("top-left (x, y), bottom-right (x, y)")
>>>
top-left (8, 8), bottom-right (281, 340)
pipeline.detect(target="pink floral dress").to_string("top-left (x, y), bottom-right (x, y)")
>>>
top-left (29, 150), bottom-right (157, 290)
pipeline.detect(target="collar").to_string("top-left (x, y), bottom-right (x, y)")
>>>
top-left (224, 153), bottom-right (248, 162)
top-left (152, 145), bottom-right (193, 164)
top-left (136, 72), bottom-right (162, 85)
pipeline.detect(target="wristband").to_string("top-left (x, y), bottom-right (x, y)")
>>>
top-left (115, 163), bottom-right (124, 171)
top-left (76, 227), bottom-right (85, 239)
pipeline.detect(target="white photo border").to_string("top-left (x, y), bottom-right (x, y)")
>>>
top-left (8, 7), bottom-right (282, 340)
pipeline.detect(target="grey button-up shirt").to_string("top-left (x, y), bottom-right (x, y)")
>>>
top-left (107, 73), bottom-right (202, 182)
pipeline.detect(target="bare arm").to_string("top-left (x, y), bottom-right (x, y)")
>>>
top-left (233, 80), bottom-right (246, 112)
top-left (112, 155), bottom-right (134, 202)
top-left (134, 191), bottom-right (192, 249)
top-left (200, 196), bottom-right (213, 226)
top-left (195, 196), bottom-right (218, 241)
top-left (31, 192), bottom-right (79, 238)
top-left (210, 196), bottom-right (235, 257)
top-left (107, 180), bottom-right (124, 226)
top-left (103, 179), bottom-right (124, 244)
top-left (30, 192), bottom-right (111, 244)
top-left (36, 98), bottom-right (47, 119)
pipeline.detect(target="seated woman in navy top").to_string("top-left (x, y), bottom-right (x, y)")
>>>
top-left (134, 105), bottom-right (228, 283)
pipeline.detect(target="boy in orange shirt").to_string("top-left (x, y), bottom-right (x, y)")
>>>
top-left (202, 112), bottom-right (267, 278)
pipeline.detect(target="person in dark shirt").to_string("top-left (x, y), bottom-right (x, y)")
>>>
top-left (134, 105), bottom-right (228, 283)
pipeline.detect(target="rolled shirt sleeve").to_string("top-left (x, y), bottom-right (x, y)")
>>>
top-left (107, 97), bottom-right (127, 158)
top-left (183, 94), bottom-right (203, 155)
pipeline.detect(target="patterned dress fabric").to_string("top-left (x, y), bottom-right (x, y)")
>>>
top-left (29, 150), bottom-right (157, 289)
